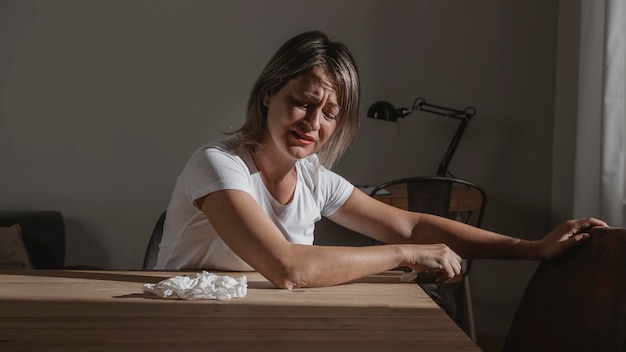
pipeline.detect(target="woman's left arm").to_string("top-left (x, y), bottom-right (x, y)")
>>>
top-left (328, 188), bottom-right (608, 260)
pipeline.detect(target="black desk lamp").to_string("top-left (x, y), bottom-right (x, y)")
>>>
top-left (367, 97), bottom-right (476, 177)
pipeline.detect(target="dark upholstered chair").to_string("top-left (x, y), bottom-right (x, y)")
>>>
top-left (503, 226), bottom-right (626, 352)
top-left (0, 210), bottom-right (101, 269)
top-left (0, 210), bottom-right (67, 269)
top-left (142, 211), bottom-right (166, 270)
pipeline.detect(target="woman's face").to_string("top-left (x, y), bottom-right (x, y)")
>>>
top-left (262, 68), bottom-right (339, 164)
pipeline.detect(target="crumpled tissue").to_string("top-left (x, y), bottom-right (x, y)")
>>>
top-left (143, 271), bottom-right (247, 300)
top-left (400, 270), bottom-right (419, 282)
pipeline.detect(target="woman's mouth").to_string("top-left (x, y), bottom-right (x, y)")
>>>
top-left (292, 131), bottom-right (315, 145)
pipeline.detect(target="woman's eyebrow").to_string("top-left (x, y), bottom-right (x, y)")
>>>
top-left (299, 91), bottom-right (340, 111)
top-left (299, 91), bottom-right (323, 101)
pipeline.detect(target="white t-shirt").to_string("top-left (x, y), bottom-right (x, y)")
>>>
top-left (155, 134), bottom-right (354, 271)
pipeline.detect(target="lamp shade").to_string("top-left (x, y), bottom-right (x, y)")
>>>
top-left (367, 101), bottom-right (400, 122)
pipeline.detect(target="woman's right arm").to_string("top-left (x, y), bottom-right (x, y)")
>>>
top-left (196, 189), bottom-right (462, 289)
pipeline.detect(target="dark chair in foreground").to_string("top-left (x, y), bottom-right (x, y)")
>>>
top-left (503, 226), bottom-right (626, 352)
top-left (0, 210), bottom-right (99, 269)
top-left (370, 176), bottom-right (487, 341)
top-left (142, 211), bottom-right (166, 270)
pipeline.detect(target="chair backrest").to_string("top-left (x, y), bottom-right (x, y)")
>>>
top-left (370, 176), bottom-right (487, 227)
top-left (370, 176), bottom-right (486, 278)
top-left (503, 226), bottom-right (626, 352)
top-left (142, 211), bottom-right (166, 270)
top-left (0, 210), bottom-right (66, 269)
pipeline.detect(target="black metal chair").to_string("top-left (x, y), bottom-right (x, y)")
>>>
top-left (142, 211), bottom-right (166, 270)
top-left (370, 176), bottom-right (487, 341)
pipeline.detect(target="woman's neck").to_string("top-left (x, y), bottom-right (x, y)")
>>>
top-left (252, 152), bottom-right (298, 205)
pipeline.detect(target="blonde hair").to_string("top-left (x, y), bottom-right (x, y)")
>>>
top-left (236, 31), bottom-right (360, 169)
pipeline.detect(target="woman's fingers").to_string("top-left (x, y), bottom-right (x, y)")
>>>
top-left (408, 244), bottom-right (462, 284)
top-left (568, 217), bottom-right (608, 234)
top-left (540, 217), bottom-right (608, 259)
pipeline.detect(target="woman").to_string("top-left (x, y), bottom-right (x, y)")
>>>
top-left (155, 30), bottom-right (606, 288)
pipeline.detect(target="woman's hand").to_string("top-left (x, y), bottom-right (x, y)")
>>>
top-left (536, 217), bottom-right (608, 260)
top-left (402, 244), bottom-right (463, 284)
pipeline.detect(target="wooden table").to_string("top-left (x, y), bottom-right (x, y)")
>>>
top-left (0, 270), bottom-right (479, 351)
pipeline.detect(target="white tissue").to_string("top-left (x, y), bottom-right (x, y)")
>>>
top-left (143, 271), bottom-right (247, 300)
top-left (400, 270), bottom-right (419, 282)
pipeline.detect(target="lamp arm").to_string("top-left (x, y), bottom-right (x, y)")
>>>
top-left (366, 97), bottom-right (476, 177)
top-left (413, 97), bottom-right (476, 120)
top-left (436, 117), bottom-right (470, 177)
top-left (410, 97), bottom-right (476, 177)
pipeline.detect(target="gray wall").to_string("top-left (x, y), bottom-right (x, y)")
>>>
top-left (1, 0), bottom-right (575, 341)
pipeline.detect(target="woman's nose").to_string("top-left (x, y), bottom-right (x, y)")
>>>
top-left (304, 109), bottom-right (321, 131)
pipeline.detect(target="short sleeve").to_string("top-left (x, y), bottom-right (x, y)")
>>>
top-left (183, 144), bottom-right (252, 202)
top-left (302, 155), bottom-right (354, 216)
top-left (322, 169), bottom-right (354, 216)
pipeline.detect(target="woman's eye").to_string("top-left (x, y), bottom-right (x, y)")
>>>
top-left (294, 99), bottom-right (337, 120)
top-left (323, 112), bottom-right (337, 120)
top-left (294, 99), bottom-right (308, 109)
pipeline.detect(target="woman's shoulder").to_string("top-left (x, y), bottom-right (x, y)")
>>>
top-left (185, 134), bottom-right (252, 171)
top-left (297, 154), bottom-right (322, 174)
top-left (199, 134), bottom-right (242, 154)
top-left (297, 154), bottom-right (340, 185)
